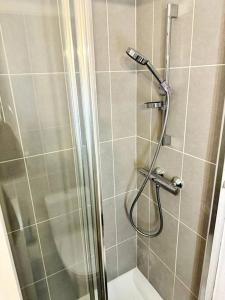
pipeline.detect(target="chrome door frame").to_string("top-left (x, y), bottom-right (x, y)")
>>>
top-left (71, 0), bottom-right (108, 298)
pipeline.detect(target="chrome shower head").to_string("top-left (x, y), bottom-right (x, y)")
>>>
top-left (126, 47), bottom-right (170, 94)
top-left (126, 47), bottom-right (148, 65)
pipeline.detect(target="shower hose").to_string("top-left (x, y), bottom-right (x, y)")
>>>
top-left (128, 91), bottom-right (170, 237)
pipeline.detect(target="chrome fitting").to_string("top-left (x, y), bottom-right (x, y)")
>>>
top-left (144, 101), bottom-right (165, 109)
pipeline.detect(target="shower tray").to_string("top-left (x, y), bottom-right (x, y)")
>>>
top-left (79, 268), bottom-right (162, 300)
top-left (108, 268), bottom-right (162, 300)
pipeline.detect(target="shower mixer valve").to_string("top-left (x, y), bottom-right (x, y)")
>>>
top-left (138, 167), bottom-right (183, 195)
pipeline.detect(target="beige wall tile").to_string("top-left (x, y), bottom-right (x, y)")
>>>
top-left (100, 142), bottom-right (114, 199)
top-left (174, 278), bottom-right (197, 300)
top-left (149, 250), bottom-right (174, 299)
top-left (113, 137), bottom-right (136, 194)
top-left (185, 66), bottom-right (225, 162)
top-left (191, 0), bottom-right (225, 66)
top-left (136, 0), bottom-right (154, 69)
top-left (108, 0), bottom-right (136, 71)
top-left (92, 0), bottom-right (109, 71)
top-left (150, 204), bottom-right (178, 271)
top-left (137, 71), bottom-right (152, 139)
top-left (111, 71), bottom-right (136, 139)
top-left (176, 223), bottom-right (206, 296)
top-left (153, 0), bottom-right (194, 68)
top-left (96, 72), bottom-right (112, 141)
top-left (180, 155), bottom-right (215, 238)
top-left (118, 237), bottom-right (136, 275)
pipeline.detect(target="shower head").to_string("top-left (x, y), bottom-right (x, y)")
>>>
top-left (126, 47), bottom-right (148, 65)
top-left (126, 47), bottom-right (170, 94)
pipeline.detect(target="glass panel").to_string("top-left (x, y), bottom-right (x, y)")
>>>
top-left (0, 1), bottom-right (104, 299)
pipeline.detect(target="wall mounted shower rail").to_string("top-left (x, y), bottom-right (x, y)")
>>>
top-left (162, 3), bottom-right (178, 146)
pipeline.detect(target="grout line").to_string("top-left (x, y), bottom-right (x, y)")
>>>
top-left (172, 1), bottom-right (196, 298)
top-left (99, 135), bottom-right (136, 144)
top-left (105, 0), bottom-right (120, 278)
top-left (0, 147), bottom-right (73, 165)
top-left (137, 135), bottom-right (216, 166)
top-left (105, 235), bottom-right (136, 251)
top-left (175, 275), bottom-right (198, 298)
top-left (148, 197), bottom-right (207, 240)
top-left (0, 72), bottom-right (67, 76)
top-left (0, 63), bottom-right (223, 77)
top-left (93, 63), bottom-right (225, 74)
top-left (103, 188), bottom-right (137, 202)
top-left (8, 208), bottom-right (81, 235)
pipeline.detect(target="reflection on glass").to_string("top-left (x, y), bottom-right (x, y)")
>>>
top-left (0, 0), bottom-right (97, 299)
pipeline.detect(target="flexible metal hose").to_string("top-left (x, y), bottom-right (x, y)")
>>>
top-left (128, 90), bottom-right (170, 237)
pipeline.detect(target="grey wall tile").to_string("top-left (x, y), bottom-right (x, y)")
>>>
top-left (136, 0), bottom-right (154, 68)
top-left (191, 0), bottom-right (225, 66)
top-left (103, 198), bottom-right (117, 248)
top-left (137, 194), bottom-right (150, 246)
top-left (0, 177), bottom-right (35, 232)
top-left (29, 176), bottom-right (50, 222)
top-left (22, 279), bottom-right (50, 300)
top-left (22, 130), bottom-right (44, 156)
top-left (27, 150), bottom-right (78, 222)
top-left (0, 157), bottom-right (25, 183)
top-left (33, 74), bottom-right (70, 130)
top-left (26, 156), bottom-right (46, 179)
top-left (113, 137), bottom-right (136, 194)
top-left (25, 14), bottom-right (63, 73)
top-left (149, 250), bottom-right (174, 300)
top-left (153, 0), bottom-right (194, 68)
top-left (174, 278), bottom-right (197, 300)
top-left (137, 137), bottom-right (151, 197)
top-left (96, 72), bottom-right (112, 141)
top-left (111, 72), bottom-right (136, 139)
top-left (137, 238), bottom-right (149, 279)
top-left (11, 75), bottom-right (40, 132)
top-left (180, 155), bottom-right (215, 238)
top-left (92, 0), bottom-right (109, 71)
top-left (41, 126), bottom-right (72, 153)
top-left (108, 0), bottom-right (136, 71)
top-left (137, 71), bottom-right (152, 139)
top-left (8, 226), bottom-right (45, 287)
top-left (106, 246), bottom-right (118, 281)
top-left (100, 142), bottom-right (114, 199)
top-left (0, 76), bottom-right (22, 161)
top-left (118, 237), bottom-right (136, 275)
top-left (0, 31), bottom-right (8, 74)
top-left (185, 66), bottom-right (225, 163)
top-left (150, 204), bottom-right (178, 271)
top-left (38, 212), bottom-right (84, 276)
top-left (176, 223), bottom-right (206, 296)
top-left (48, 268), bottom-right (87, 300)
top-left (0, 14), bottom-right (31, 73)
top-left (115, 191), bottom-right (136, 243)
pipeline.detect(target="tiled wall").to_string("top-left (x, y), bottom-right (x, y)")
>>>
top-left (92, 0), bottom-right (138, 282)
top-left (0, 1), bottom-right (89, 299)
top-left (136, 0), bottom-right (225, 299)
top-left (1, 1), bottom-right (224, 300)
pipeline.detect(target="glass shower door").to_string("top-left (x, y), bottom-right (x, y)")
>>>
top-left (0, 0), bottom-right (106, 299)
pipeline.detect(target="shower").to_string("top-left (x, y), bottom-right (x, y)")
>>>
top-left (126, 47), bottom-right (181, 237)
